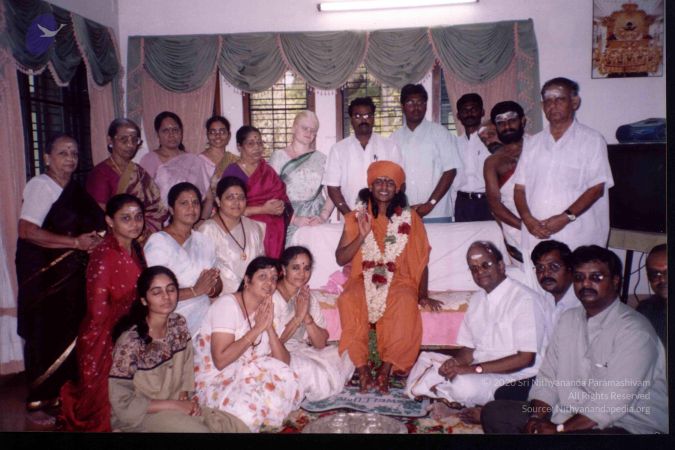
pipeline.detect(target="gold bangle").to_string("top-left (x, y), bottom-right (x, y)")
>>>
top-left (190, 287), bottom-right (197, 297)
top-left (73, 237), bottom-right (80, 249)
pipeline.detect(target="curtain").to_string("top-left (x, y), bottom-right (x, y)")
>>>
top-left (218, 33), bottom-right (286, 93)
top-left (0, 47), bottom-right (27, 375)
top-left (141, 70), bottom-right (217, 154)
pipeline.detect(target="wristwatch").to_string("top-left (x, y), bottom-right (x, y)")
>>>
top-left (474, 365), bottom-right (483, 374)
top-left (564, 209), bottom-right (576, 222)
top-left (429, 198), bottom-right (438, 206)
top-left (556, 423), bottom-right (565, 433)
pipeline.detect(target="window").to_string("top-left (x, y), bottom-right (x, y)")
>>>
top-left (436, 65), bottom-right (458, 134)
top-left (338, 65), bottom-right (402, 139)
top-left (244, 70), bottom-right (314, 158)
top-left (17, 63), bottom-right (92, 183)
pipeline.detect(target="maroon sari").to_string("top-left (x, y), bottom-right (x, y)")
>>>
top-left (59, 234), bottom-right (144, 432)
top-left (221, 160), bottom-right (292, 258)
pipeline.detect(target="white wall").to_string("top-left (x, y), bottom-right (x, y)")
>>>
top-left (112, 0), bottom-right (667, 295)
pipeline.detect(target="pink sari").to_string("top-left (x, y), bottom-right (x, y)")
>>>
top-left (222, 161), bottom-right (292, 258)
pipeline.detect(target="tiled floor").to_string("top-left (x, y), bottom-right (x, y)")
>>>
top-left (0, 372), bottom-right (57, 432)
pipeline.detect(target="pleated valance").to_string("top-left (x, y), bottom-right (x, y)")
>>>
top-left (1, 0), bottom-right (120, 87)
top-left (127, 19), bottom-right (541, 131)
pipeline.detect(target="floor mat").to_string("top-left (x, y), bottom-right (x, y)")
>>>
top-left (300, 386), bottom-right (429, 417)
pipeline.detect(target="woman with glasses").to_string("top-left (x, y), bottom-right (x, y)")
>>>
top-left (200, 115), bottom-right (238, 219)
top-left (86, 118), bottom-right (168, 237)
top-left (16, 134), bottom-right (106, 424)
top-left (269, 111), bottom-right (334, 244)
top-left (220, 126), bottom-right (292, 258)
top-left (193, 257), bottom-right (302, 432)
top-left (140, 111), bottom-right (210, 208)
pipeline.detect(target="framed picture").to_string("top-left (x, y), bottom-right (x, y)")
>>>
top-left (592, 0), bottom-right (664, 78)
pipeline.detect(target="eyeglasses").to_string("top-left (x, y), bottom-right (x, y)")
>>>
top-left (647, 269), bottom-right (667, 282)
top-left (404, 99), bottom-right (427, 107)
top-left (208, 129), bottom-right (229, 136)
top-left (115, 135), bottom-right (142, 145)
top-left (352, 113), bottom-right (372, 120)
top-left (534, 262), bottom-right (563, 274)
top-left (372, 178), bottom-right (396, 188)
top-left (299, 125), bottom-right (318, 134)
top-left (572, 272), bottom-right (607, 283)
top-left (468, 260), bottom-right (496, 274)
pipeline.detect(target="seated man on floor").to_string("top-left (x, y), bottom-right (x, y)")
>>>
top-left (637, 243), bottom-right (666, 344)
top-left (481, 245), bottom-right (668, 434)
top-left (490, 240), bottom-right (580, 402)
top-left (336, 161), bottom-right (439, 394)
top-left (404, 240), bottom-right (545, 413)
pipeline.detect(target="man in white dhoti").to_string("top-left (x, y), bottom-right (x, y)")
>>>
top-left (513, 77), bottom-right (614, 291)
top-left (405, 241), bottom-right (546, 411)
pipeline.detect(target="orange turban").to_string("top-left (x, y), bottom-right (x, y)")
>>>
top-left (367, 161), bottom-right (405, 189)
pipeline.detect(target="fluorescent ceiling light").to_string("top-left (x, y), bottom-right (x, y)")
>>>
top-left (318, 0), bottom-right (477, 12)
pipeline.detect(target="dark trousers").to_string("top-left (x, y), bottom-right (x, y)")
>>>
top-left (454, 192), bottom-right (493, 222)
top-left (494, 376), bottom-right (535, 401)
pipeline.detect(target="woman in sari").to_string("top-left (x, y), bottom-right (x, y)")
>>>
top-left (220, 126), bottom-right (292, 258)
top-left (86, 118), bottom-right (168, 238)
top-left (144, 182), bottom-right (222, 337)
top-left (273, 246), bottom-right (354, 401)
top-left (16, 134), bottom-right (106, 424)
top-left (269, 111), bottom-right (334, 243)
top-left (194, 257), bottom-right (302, 432)
top-left (198, 176), bottom-right (265, 295)
top-left (109, 266), bottom-right (248, 433)
top-left (59, 194), bottom-right (147, 432)
top-left (200, 115), bottom-right (238, 219)
top-left (140, 111), bottom-right (209, 206)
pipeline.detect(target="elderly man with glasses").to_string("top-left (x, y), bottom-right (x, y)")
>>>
top-left (404, 240), bottom-right (546, 418)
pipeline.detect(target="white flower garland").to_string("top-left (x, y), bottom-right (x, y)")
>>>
top-left (357, 202), bottom-right (412, 323)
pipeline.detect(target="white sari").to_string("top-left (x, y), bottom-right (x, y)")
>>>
top-left (272, 290), bottom-right (354, 401)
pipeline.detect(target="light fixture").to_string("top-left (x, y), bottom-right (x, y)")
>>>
top-left (318, 0), bottom-right (477, 12)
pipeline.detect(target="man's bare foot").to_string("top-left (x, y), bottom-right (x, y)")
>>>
top-left (458, 406), bottom-right (482, 424)
top-left (374, 362), bottom-right (392, 394)
top-left (357, 366), bottom-right (373, 393)
top-left (427, 401), bottom-right (454, 420)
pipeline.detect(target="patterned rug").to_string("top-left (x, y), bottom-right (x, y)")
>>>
top-left (300, 386), bottom-right (429, 417)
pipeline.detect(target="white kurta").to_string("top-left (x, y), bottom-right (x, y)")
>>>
top-left (405, 277), bottom-right (546, 406)
top-left (391, 120), bottom-right (462, 219)
top-left (498, 170), bottom-right (521, 252)
top-left (197, 217), bottom-right (265, 294)
top-left (322, 133), bottom-right (402, 211)
top-left (536, 285), bottom-right (582, 359)
top-left (144, 230), bottom-right (216, 337)
top-left (271, 290), bottom-right (354, 401)
top-left (513, 120), bottom-right (614, 290)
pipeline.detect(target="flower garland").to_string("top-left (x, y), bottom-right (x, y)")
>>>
top-left (357, 202), bottom-right (412, 323)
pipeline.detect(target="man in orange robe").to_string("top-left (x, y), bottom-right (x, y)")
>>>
top-left (336, 161), bottom-right (436, 393)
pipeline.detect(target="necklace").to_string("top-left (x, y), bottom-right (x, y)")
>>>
top-left (240, 292), bottom-right (261, 348)
top-left (108, 156), bottom-right (126, 175)
top-left (216, 213), bottom-right (247, 260)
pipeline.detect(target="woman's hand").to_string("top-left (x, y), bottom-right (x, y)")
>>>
top-left (307, 215), bottom-right (326, 226)
top-left (253, 297), bottom-right (274, 333)
top-left (172, 399), bottom-right (201, 416)
top-left (292, 216), bottom-right (312, 227)
top-left (294, 285), bottom-right (311, 322)
top-left (263, 199), bottom-right (285, 216)
top-left (356, 210), bottom-right (372, 238)
top-left (193, 268), bottom-right (220, 297)
top-left (75, 231), bottom-right (103, 252)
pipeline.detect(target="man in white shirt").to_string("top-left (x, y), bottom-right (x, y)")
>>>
top-left (514, 77), bottom-right (614, 291)
top-left (390, 84), bottom-right (461, 223)
top-left (405, 241), bottom-right (545, 412)
top-left (481, 246), bottom-right (667, 434)
top-left (453, 93), bottom-right (493, 222)
top-left (323, 97), bottom-right (402, 216)
top-left (487, 240), bottom-right (580, 402)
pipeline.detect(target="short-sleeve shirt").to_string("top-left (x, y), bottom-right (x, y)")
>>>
top-left (322, 133), bottom-right (402, 210)
top-left (456, 276), bottom-right (545, 379)
top-left (391, 120), bottom-right (462, 219)
top-left (20, 174), bottom-right (63, 226)
top-left (454, 132), bottom-right (491, 193)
